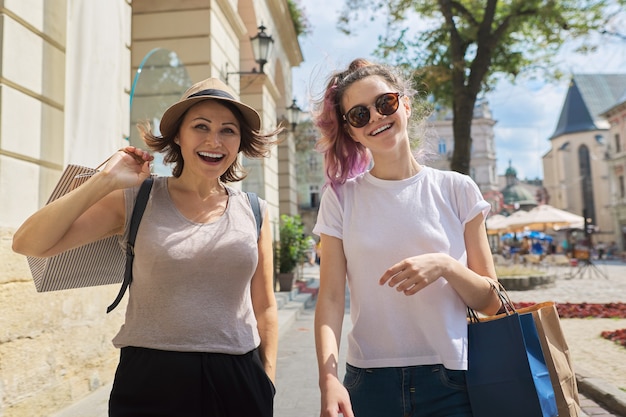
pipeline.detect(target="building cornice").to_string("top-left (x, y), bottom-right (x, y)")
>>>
top-left (266, 0), bottom-right (303, 66)
top-left (601, 101), bottom-right (626, 120)
top-left (215, 0), bottom-right (247, 39)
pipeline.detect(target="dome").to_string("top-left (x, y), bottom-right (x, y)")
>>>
top-left (505, 165), bottom-right (517, 177)
top-left (502, 184), bottom-right (538, 210)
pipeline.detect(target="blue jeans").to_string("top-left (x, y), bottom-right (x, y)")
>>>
top-left (344, 363), bottom-right (472, 417)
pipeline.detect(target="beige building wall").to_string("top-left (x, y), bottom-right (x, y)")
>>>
top-left (1, 1), bottom-right (302, 416)
top-left (603, 101), bottom-right (626, 250)
top-left (467, 116), bottom-right (498, 192)
top-left (427, 106), bottom-right (499, 194)
top-left (1, 2), bottom-right (131, 416)
top-left (278, 127), bottom-right (298, 216)
top-left (543, 131), bottom-right (614, 244)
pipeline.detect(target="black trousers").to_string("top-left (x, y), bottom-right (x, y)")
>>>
top-left (108, 346), bottom-right (275, 417)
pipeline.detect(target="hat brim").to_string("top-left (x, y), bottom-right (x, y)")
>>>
top-left (159, 96), bottom-right (261, 137)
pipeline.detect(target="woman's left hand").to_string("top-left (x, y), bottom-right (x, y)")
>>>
top-left (379, 253), bottom-right (452, 295)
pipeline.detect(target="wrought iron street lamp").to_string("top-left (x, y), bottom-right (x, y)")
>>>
top-left (286, 99), bottom-right (302, 132)
top-left (226, 25), bottom-right (274, 85)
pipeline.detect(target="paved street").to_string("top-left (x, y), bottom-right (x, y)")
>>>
top-left (274, 309), bottom-right (341, 417)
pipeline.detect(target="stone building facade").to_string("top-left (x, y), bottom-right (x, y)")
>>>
top-left (543, 74), bottom-right (626, 248)
top-left (601, 88), bottom-right (626, 251)
top-left (426, 100), bottom-right (500, 210)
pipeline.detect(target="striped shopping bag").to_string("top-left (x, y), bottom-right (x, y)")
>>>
top-left (26, 163), bottom-right (126, 292)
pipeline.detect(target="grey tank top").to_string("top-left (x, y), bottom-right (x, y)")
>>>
top-left (112, 176), bottom-right (265, 354)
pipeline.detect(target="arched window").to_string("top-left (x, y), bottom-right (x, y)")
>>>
top-left (578, 145), bottom-right (595, 223)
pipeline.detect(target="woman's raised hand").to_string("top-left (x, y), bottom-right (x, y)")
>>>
top-left (101, 146), bottom-right (154, 189)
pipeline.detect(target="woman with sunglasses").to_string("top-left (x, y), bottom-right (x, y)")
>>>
top-left (311, 58), bottom-right (502, 417)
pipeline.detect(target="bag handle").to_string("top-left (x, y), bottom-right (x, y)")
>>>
top-left (75, 149), bottom-right (148, 182)
top-left (107, 177), bottom-right (153, 313)
top-left (468, 280), bottom-right (516, 323)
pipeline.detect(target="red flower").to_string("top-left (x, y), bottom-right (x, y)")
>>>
top-left (511, 302), bottom-right (626, 350)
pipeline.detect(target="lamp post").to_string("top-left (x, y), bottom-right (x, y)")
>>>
top-left (226, 24), bottom-right (274, 85)
top-left (286, 99), bottom-right (302, 132)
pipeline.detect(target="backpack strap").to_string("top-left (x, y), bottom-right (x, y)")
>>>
top-left (246, 192), bottom-right (262, 240)
top-left (107, 177), bottom-right (153, 313)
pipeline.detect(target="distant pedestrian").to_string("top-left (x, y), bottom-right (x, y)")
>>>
top-left (606, 241), bottom-right (618, 259)
top-left (315, 240), bottom-right (322, 265)
top-left (305, 235), bottom-right (317, 265)
top-left (311, 58), bottom-right (501, 417)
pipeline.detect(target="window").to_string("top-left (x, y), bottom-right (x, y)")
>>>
top-left (578, 145), bottom-right (595, 223)
top-left (616, 134), bottom-right (622, 154)
top-left (310, 185), bottom-right (320, 208)
top-left (308, 154), bottom-right (319, 172)
top-left (438, 138), bottom-right (447, 155)
top-left (620, 175), bottom-right (625, 199)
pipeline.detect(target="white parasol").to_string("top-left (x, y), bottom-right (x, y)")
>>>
top-left (504, 205), bottom-right (584, 231)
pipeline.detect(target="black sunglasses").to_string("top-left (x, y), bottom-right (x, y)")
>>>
top-left (342, 92), bottom-right (403, 128)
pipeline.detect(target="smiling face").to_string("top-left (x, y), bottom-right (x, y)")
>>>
top-left (341, 75), bottom-right (411, 156)
top-left (176, 100), bottom-right (242, 180)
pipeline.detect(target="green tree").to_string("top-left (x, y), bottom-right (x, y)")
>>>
top-left (287, 0), bottom-right (312, 37)
top-left (277, 214), bottom-right (309, 273)
top-left (338, 0), bottom-right (625, 174)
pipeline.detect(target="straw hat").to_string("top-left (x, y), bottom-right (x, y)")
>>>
top-left (159, 78), bottom-right (261, 136)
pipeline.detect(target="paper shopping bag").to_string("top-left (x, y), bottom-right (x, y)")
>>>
top-left (26, 164), bottom-right (126, 292)
top-left (517, 302), bottom-right (582, 417)
top-left (467, 291), bottom-right (558, 417)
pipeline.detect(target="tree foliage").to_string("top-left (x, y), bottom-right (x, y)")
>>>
top-left (277, 214), bottom-right (309, 273)
top-left (287, 0), bottom-right (312, 37)
top-left (338, 0), bottom-right (626, 174)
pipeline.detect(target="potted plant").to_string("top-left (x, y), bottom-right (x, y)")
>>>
top-left (276, 214), bottom-right (309, 291)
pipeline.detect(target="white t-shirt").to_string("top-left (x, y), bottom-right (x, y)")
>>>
top-left (313, 166), bottom-right (490, 370)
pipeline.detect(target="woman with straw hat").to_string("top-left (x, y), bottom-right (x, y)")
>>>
top-left (13, 78), bottom-right (282, 416)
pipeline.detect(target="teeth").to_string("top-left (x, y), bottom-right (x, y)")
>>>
top-left (372, 124), bottom-right (391, 135)
top-left (198, 151), bottom-right (223, 158)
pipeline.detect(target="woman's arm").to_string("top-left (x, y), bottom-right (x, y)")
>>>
top-left (315, 234), bottom-right (354, 417)
top-left (251, 208), bottom-right (278, 382)
top-left (454, 213), bottom-right (502, 314)
top-left (379, 213), bottom-right (502, 316)
top-left (12, 147), bottom-right (152, 257)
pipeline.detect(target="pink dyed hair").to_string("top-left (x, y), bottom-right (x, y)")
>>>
top-left (312, 58), bottom-right (411, 189)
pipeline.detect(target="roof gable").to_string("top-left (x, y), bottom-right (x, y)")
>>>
top-left (551, 74), bottom-right (626, 139)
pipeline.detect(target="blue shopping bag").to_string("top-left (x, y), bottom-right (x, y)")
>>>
top-left (467, 301), bottom-right (558, 417)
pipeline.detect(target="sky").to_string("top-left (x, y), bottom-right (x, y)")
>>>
top-left (290, 0), bottom-right (626, 180)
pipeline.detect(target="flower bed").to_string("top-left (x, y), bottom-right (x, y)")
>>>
top-left (601, 329), bottom-right (626, 348)
top-left (513, 302), bottom-right (626, 318)
top-left (513, 302), bottom-right (626, 349)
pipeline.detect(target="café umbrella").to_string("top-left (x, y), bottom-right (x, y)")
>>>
top-left (485, 214), bottom-right (510, 234)
top-left (505, 205), bottom-right (584, 231)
